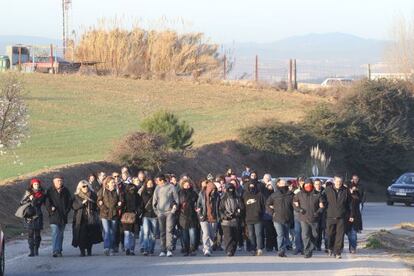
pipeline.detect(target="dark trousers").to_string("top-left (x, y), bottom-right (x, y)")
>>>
top-left (222, 225), bottom-right (239, 254)
top-left (115, 221), bottom-right (124, 249)
top-left (263, 220), bottom-right (277, 251)
top-left (28, 229), bottom-right (41, 249)
top-left (300, 221), bottom-right (318, 255)
top-left (316, 217), bottom-right (327, 250)
top-left (326, 218), bottom-right (346, 255)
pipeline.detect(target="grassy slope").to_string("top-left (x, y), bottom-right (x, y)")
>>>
top-left (0, 73), bottom-right (325, 181)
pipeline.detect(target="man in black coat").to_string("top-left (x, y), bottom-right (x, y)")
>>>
top-left (243, 180), bottom-right (266, 256)
top-left (266, 179), bottom-right (294, 257)
top-left (325, 176), bottom-right (353, 259)
top-left (46, 175), bottom-right (72, 257)
top-left (293, 179), bottom-right (325, 258)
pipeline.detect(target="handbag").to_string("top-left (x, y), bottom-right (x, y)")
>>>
top-left (15, 202), bottom-right (32, 219)
top-left (121, 212), bottom-right (136, 224)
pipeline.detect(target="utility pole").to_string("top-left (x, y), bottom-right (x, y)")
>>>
top-left (62, 0), bottom-right (72, 57)
top-left (255, 55), bottom-right (259, 82)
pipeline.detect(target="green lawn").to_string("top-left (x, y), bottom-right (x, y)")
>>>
top-left (0, 73), bottom-right (324, 181)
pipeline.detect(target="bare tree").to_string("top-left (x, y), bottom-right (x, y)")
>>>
top-left (386, 15), bottom-right (414, 76)
top-left (0, 74), bottom-right (29, 155)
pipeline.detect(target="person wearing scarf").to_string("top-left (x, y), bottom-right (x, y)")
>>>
top-left (72, 180), bottom-right (103, 256)
top-left (178, 179), bottom-right (199, 256)
top-left (20, 178), bottom-right (46, 257)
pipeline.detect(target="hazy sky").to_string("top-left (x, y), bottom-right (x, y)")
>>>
top-left (1, 0), bottom-right (413, 43)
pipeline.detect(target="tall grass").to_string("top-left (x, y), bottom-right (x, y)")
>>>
top-left (75, 18), bottom-right (223, 79)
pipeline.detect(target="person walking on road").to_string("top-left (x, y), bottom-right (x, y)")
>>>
top-left (197, 180), bottom-right (220, 256)
top-left (293, 179), bottom-right (325, 258)
top-left (121, 179), bottom-right (142, 256)
top-left (325, 176), bottom-right (353, 259)
top-left (243, 180), bottom-right (266, 256)
top-left (152, 174), bottom-right (179, 257)
top-left (266, 179), bottom-right (294, 258)
top-left (97, 176), bottom-right (122, 256)
top-left (20, 178), bottom-right (46, 257)
top-left (141, 179), bottom-right (158, 256)
top-left (178, 179), bottom-right (199, 256)
top-left (72, 180), bottom-right (102, 257)
top-left (346, 181), bottom-right (363, 254)
top-left (46, 175), bottom-right (72, 258)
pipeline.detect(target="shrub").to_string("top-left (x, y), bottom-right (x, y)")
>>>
top-left (110, 132), bottom-right (167, 172)
top-left (239, 121), bottom-right (314, 157)
top-left (141, 111), bottom-right (194, 151)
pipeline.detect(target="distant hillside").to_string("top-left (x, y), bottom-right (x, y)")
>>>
top-left (226, 33), bottom-right (390, 82)
top-left (0, 35), bottom-right (59, 55)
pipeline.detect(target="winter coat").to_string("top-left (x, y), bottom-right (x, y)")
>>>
top-left (178, 188), bottom-right (199, 229)
top-left (243, 189), bottom-right (265, 225)
top-left (141, 187), bottom-right (157, 218)
top-left (324, 185), bottom-right (352, 220)
top-left (261, 186), bottom-right (274, 221)
top-left (20, 189), bottom-right (46, 230)
top-left (121, 184), bottom-right (143, 232)
top-left (71, 193), bottom-right (103, 248)
top-left (266, 187), bottom-right (294, 225)
top-left (46, 186), bottom-right (72, 225)
top-left (293, 190), bottom-right (325, 223)
top-left (196, 188), bottom-right (220, 223)
top-left (219, 192), bottom-right (244, 227)
top-left (97, 188), bottom-right (121, 220)
top-left (348, 189), bottom-right (363, 231)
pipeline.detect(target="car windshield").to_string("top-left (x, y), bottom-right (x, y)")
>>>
top-left (397, 174), bottom-right (414, 185)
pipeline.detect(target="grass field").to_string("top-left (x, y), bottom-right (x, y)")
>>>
top-left (0, 73), bottom-right (325, 181)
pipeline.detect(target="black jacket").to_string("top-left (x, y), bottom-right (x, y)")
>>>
top-left (178, 188), bottom-right (199, 229)
top-left (243, 189), bottom-right (265, 225)
top-left (71, 193), bottom-right (103, 248)
top-left (293, 190), bottom-right (325, 223)
top-left (348, 189), bottom-right (363, 231)
top-left (122, 184), bottom-right (143, 231)
top-left (266, 187), bottom-right (294, 224)
top-left (46, 186), bottom-right (72, 225)
top-left (141, 187), bottom-right (157, 218)
top-left (324, 185), bottom-right (352, 219)
top-left (20, 189), bottom-right (46, 230)
top-left (219, 191), bottom-right (244, 227)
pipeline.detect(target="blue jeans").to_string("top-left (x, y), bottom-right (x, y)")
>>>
top-left (347, 226), bottom-right (358, 250)
top-left (200, 221), bottom-right (217, 253)
top-left (142, 217), bottom-right (158, 253)
top-left (273, 222), bottom-right (290, 253)
top-left (50, 224), bottom-right (65, 253)
top-left (181, 227), bottom-right (197, 252)
top-left (124, 231), bottom-right (135, 251)
top-left (101, 219), bottom-right (117, 250)
top-left (247, 222), bottom-right (263, 250)
top-left (294, 219), bottom-right (303, 252)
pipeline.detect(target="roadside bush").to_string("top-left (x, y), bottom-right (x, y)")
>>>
top-left (239, 121), bottom-right (314, 157)
top-left (141, 111), bottom-right (194, 151)
top-left (240, 80), bottom-right (414, 186)
top-left (110, 132), bottom-right (167, 172)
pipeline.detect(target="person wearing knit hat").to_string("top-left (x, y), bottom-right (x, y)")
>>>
top-left (19, 178), bottom-right (46, 257)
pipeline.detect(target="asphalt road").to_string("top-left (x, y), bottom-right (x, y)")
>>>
top-left (5, 203), bottom-right (414, 276)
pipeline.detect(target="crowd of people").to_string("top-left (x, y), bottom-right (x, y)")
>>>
top-left (19, 165), bottom-right (365, 260)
